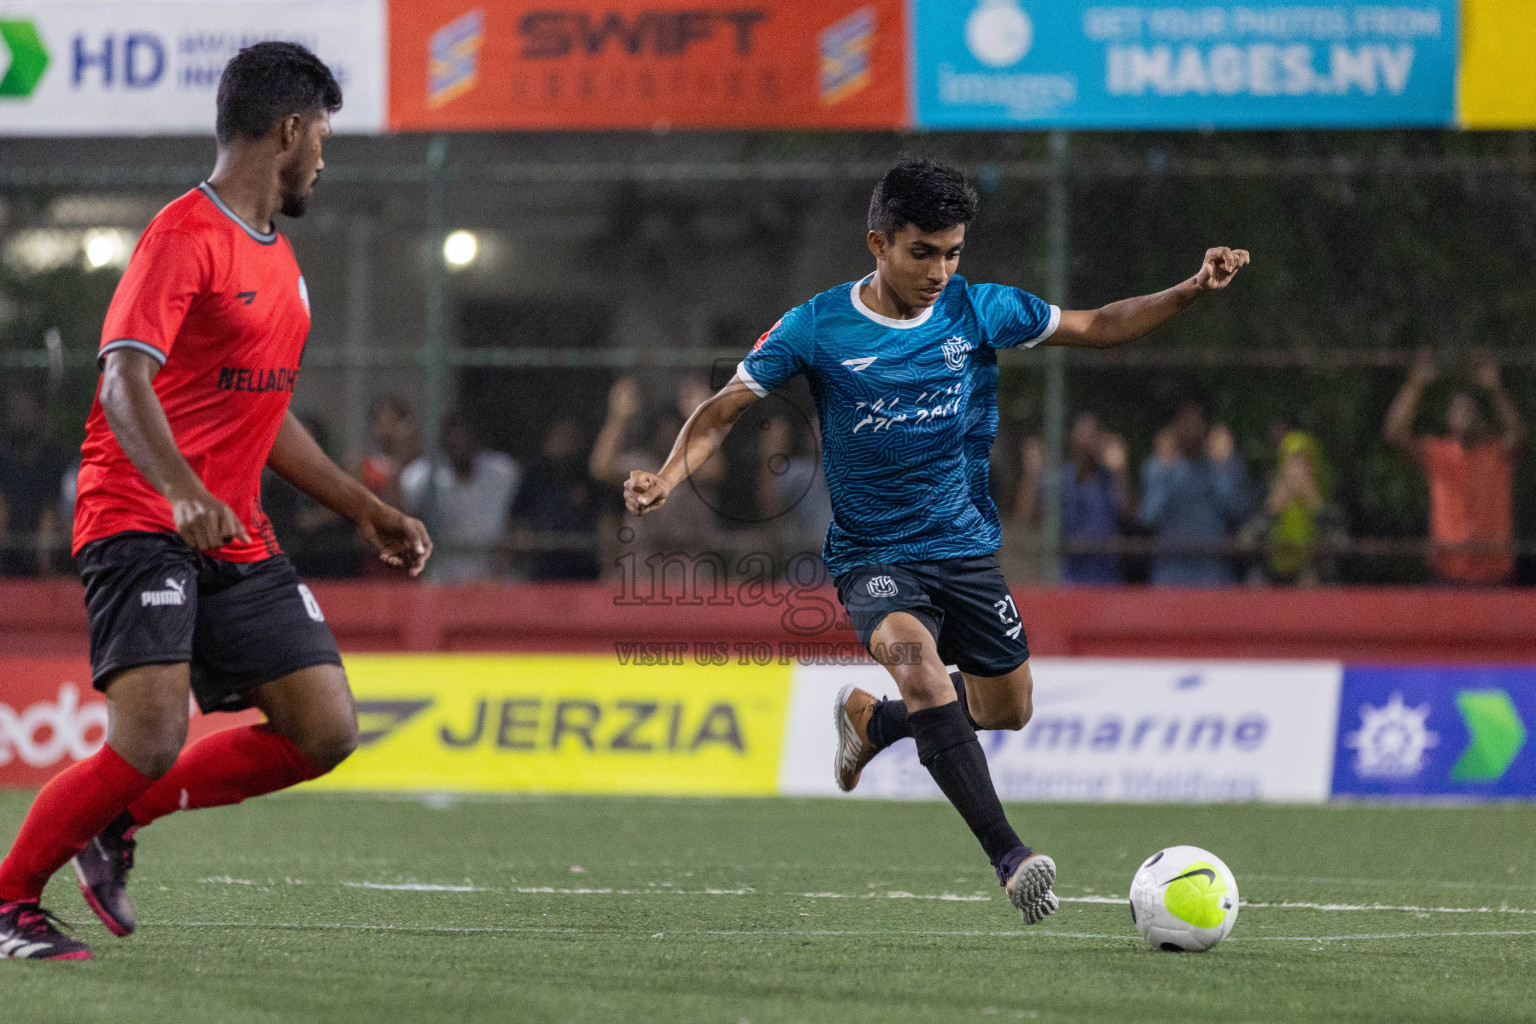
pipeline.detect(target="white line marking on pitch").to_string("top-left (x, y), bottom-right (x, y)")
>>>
top-left (169, 921), bottom-right (1536, 943)
top-left (343, 882), bottom-right (486, 892)
top-left (325, 883), bottom-right (1536, 916)
top-left (1058, 895), bottom-right (1536, 916)
top-left (1241, 874), bottom-right (1536, 894)
top-left (509, 886), bottom-right (755, 896)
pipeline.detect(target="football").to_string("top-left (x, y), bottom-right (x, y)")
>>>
top-left (1128, 845), bottom-right (1240, 952)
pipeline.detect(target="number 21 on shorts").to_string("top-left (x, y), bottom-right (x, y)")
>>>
top-left (994, 594), bottom-right (1022, 639)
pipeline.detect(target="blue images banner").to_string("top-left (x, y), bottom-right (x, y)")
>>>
top-left (912, 1), bottom-right (1458, 129)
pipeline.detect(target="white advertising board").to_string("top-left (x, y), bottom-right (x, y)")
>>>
top-left (780, 659), bottom-right (1343, 803)
top-left (0, 1), bottom-right (385, 135)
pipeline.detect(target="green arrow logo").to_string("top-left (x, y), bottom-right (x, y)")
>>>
top-left (0, 20), bottom-right (50, 98)
top-left (1451, 690), bottom-right (1527, 783)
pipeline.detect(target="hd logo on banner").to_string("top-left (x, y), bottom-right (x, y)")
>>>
top-left (1333, 666), bottom-right (1536, 799)
top-left (911, 0), bottom-right (1457, 128)
top-left (0, 1), bottom-right (386, 135)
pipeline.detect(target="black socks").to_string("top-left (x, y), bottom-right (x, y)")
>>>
top-left (908, 701), bottom-right (1028, 885)
top-left (867, 670), bottom-right (982, 752)
top-left (866, 697), bottom-right (910, 751)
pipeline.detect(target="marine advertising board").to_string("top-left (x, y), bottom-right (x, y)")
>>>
top-left (781, 659), bottom-right (1343, 803)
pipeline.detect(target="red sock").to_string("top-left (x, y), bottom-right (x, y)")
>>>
top-left (0, 745), bottom-right (153, 904)
top-left (127, 725), bottom-right (326, 827)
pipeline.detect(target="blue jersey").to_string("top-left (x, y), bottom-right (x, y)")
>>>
top-left (738, 274), bottom-right (1059, 577)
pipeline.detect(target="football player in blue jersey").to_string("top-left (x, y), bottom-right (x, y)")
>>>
top-left (623, 157), bottom-right (1248, 924)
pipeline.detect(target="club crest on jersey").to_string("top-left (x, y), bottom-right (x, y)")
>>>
top-left (942, 335), bottom-right (973, 371)
top-left (866, 575), bottom-right (897, 597)
top-left (753, 318), bottom-right (783, 352)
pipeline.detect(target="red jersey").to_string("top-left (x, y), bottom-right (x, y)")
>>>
top-left (74, 184), bottom-right (312, 562)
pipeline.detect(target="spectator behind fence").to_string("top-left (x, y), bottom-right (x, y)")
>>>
top-left (1015, 413), bottom-right (1134, 584)
top-left (755, 412), bottom-right (832, 566)
top-left (0, 391), bottom-right (72, 576)
top-left (1139, 401), bottom-right (1252, 586)
top-left (401, 412), bottom-right (521, 584)
top-left (590, 375), bottom-right (722, 561)
top-left (512, 417), bottom-right (601, 580)
top-left (1263, 428), bottom-right (1328, 585)
top-left (262, 415), bottom-right (363, 579)
top-left (1384, 348), bottom-right (1525, 585)
top-left (354, 394), bottom-right (419, 510)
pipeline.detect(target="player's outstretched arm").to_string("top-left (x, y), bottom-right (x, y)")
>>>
top-left (624, 374), bottom-right (760, 516)
top-left (1044, 246), bottom-right (1250, 350)
top-left (267, 412), bottom-right (433, 576)
top-left (100, 349), bottom-right (251, 551)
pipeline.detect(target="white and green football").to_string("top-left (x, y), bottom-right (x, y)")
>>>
top-left (1128, 845), bottom-right (1239, 952)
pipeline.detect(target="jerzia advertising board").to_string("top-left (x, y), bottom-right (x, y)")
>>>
top-left (5, 654), bottom-right (1532, 803)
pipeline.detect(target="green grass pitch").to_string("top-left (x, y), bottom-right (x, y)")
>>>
top-left (4, 793), bottom-right (1536, 1022)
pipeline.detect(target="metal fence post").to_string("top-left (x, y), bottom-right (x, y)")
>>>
top-left (342, 212), bottom-right (375, 466)
top-left (421, 135), bottom-right (449, 537)
top-left (1041, 130), bottom-right (1070, 585)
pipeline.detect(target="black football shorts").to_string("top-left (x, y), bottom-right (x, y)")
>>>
top-left (835, 555), bottom-right (1029, 677)
top-left (78, 530), bottom-right (343, 713)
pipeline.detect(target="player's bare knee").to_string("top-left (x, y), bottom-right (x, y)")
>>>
top-left (116, 721), bottom-right (187, 779)
top-left (889, 661), bottom-right (953, 708)
top-left (990, 699), bottom-right (1033, 732)
top-left (107, 700), bottom-right (189, 777)
top-left (296, 706), bottom-right (358, 771)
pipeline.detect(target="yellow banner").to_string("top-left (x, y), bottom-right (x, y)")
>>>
top-left (308, 654), bottom-right (793, 795)
top-left (1460, 0), bottom-right (1536, 128)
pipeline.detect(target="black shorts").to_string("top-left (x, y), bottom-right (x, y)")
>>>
top-left (835, 555), bottom-right (1029, 677)
top-left (78, 531), bottom-right (343, 713)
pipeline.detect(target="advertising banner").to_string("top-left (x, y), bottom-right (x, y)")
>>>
top-left (1332, 665), bottom-right (1536, 799)
top-left (0, 1), bottom-right (386, 136)
top-left (312, 654), bottom-right (794, 795)
top-left (911, 0), bottom-right (1458, 129)
top-left (1458, 0), bottom-right (1536, 129)
top-left (0, 657), bottom-right (256, 789)
top-left (781, 659), bottom-right (1343, 802)
top-left (386, 0), bottom-right (908, 131)
top-left (14, 655), bottom-right (1536, 802)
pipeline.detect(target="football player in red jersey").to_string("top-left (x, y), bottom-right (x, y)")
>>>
top-left (0, 42), bottom-right (432, 961)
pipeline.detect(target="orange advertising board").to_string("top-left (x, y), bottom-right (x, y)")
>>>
top-left (387, 0), bottom-right (907, 131)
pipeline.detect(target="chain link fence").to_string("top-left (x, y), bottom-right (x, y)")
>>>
top-left (2, 129), bottom-right (1533, 585)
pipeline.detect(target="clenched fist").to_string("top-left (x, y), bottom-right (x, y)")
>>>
top-left (624, 470), bottom-right (673, 516)
top-left (1193, 247), bottom-right (1250, 292)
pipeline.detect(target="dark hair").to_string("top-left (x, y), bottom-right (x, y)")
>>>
top-left (216, 42), bottom-right (342, 144)
top-left (868, 157), bottom-right (980, 238)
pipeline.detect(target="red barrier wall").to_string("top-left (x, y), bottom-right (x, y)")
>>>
top-left (2, 579), bottom-right (1533, 663)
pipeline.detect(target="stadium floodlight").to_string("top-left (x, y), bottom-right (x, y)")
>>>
top-left (443, 230), bottom-right (478, 269)
top-left (83, 228), bottom-right (130, 270)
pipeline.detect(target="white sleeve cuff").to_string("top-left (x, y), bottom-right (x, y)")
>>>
top-left (98, 339), bottom-right (168, 367)
top-left (1022, 305), bottom-right (1061, 348)
top-left (736, 361), bottom-right (769, 397)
